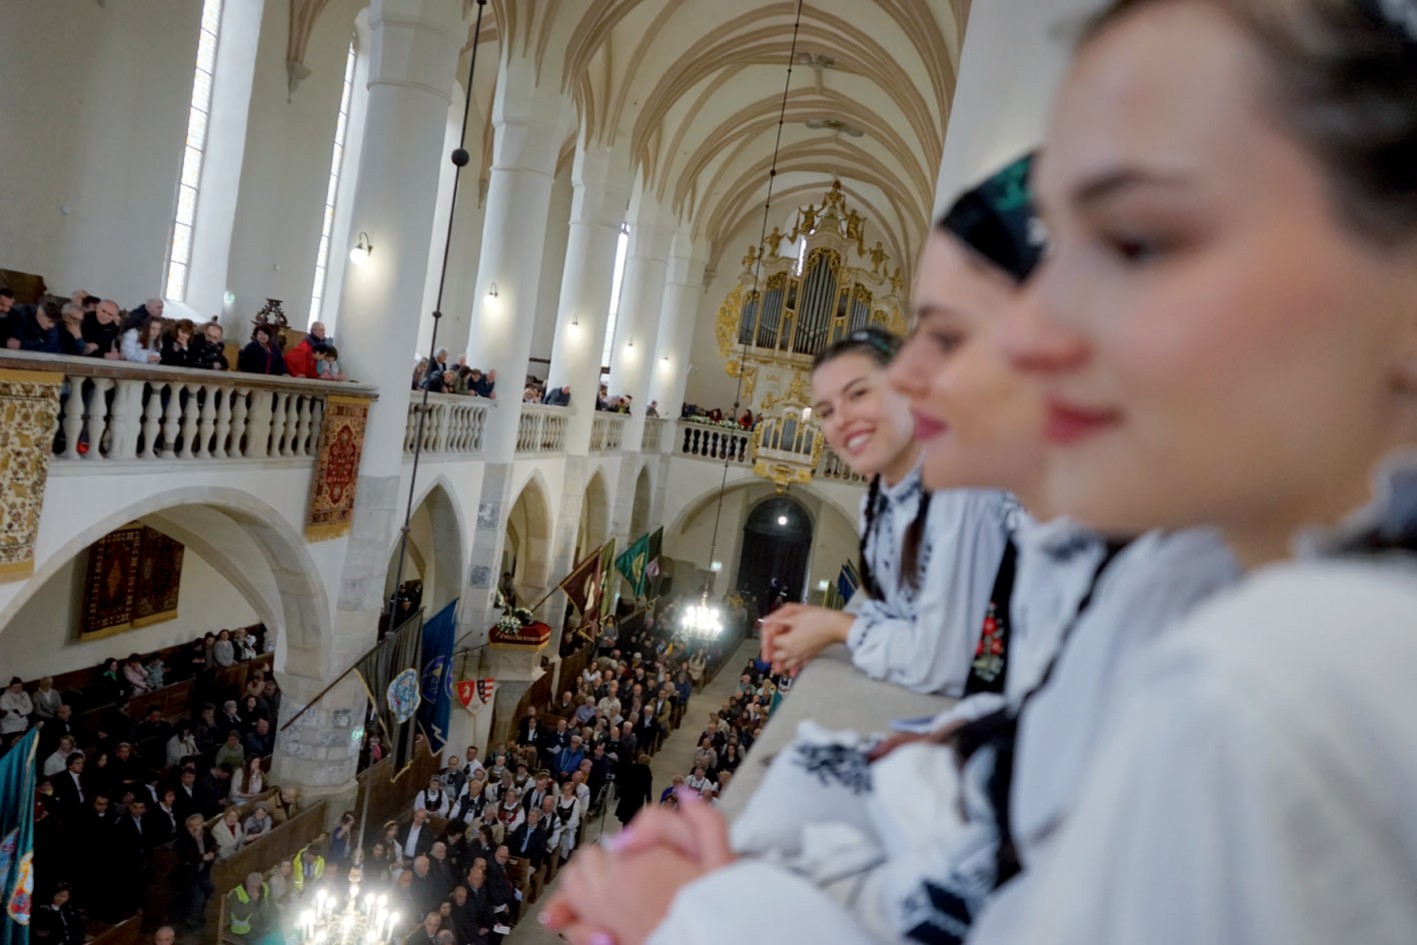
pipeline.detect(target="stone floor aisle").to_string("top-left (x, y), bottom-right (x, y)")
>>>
top-left (505, 638), bottom-right (761, 945)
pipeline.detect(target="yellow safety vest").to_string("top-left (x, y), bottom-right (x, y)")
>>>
top-left (291, 847), bottom-right (325, 891)
top-left (228, 882), bottom-right (269, 935)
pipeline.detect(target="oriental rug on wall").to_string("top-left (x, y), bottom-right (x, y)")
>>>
top-left (81, 523), bottom-right (186, 641)
top-left (306, 394), bottom-right (372, 542)
top-left (0, 369), bottom-right (63, 583)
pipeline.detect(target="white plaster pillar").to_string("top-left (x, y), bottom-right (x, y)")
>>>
top-left (546, 143), bottom-right (633, 453)
top-left (286, 0), bottom-right (461, 813)
top-left (648, 228), bottom-right (708, 423)
top-left (464, 54), bottom-right (569, 459)
top-left (606, 187), bottom-right (674, 452)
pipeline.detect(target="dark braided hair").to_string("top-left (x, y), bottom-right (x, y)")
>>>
top-left (813, 327), bottom-right (930, 598)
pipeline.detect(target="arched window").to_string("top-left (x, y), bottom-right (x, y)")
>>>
top-left (163, 0), bottom-right (224, 302)
top-left (601, 222), bottom-right (631, 370)
top-left (308, 38), bottom-right (359, 328)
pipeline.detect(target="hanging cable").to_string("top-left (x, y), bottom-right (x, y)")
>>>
top-left (701, 0), bottom-right (807, 596)
top-left (364, 0), bottom-right (488, 858)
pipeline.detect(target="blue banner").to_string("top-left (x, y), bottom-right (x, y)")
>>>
top-left (418, 599), bottom-right (459, 757)
top-left (836, 561), bottom-right (861, 605)
top-left (0, 728), bottom-right (39, 945)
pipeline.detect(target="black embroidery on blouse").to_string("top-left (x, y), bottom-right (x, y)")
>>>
top-left (790, 743), bottom-right (873, 795)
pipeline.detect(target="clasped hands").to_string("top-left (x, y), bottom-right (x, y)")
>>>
top-left (540, 789), bottom-right (734, 945)
top-left (757, 604), bottom-right (856, 676)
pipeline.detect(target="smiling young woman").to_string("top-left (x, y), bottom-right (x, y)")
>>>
top-left (755, 329), bottom-right (1013, 697)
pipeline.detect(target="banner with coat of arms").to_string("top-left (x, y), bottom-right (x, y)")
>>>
top-left (0, 728), bottom-right (38, 941)
top-left (456, 678), bottom-right (496, 714)
top-left (0, 369), bottom-right (62, 584)
top-left (417, 600), bottom-right (458, 755)
top-left (306, 394), bottom-right (373, 541)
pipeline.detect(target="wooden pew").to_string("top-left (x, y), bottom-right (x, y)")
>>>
top-left (208, 799), bottom-right (328, 943)
top-left (86, 913), bottom-right (143, 945)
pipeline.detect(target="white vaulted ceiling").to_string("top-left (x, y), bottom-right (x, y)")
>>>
top-left (297, 0), bottom-right (968, 271)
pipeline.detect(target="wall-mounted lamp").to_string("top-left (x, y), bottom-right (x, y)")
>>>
top-left (626, 337), bottom-right (635, 349)
top-left (571, 314), bottom-right (580, 327)
top-left (661, 354), bottom-right (670, 363)
top-left (818, 579), bottom-right (830, 591)
top-left (349, 231), bottom-right (373, 265)
top-left (486, 282), bottom-right (499, 299)
top-left (710, 560), bottom-right (723, 572)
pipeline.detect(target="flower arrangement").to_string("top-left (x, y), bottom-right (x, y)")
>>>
top-left (495, 606), bottom-right (535, 634)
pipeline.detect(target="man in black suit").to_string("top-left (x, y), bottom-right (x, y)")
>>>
top-left (462, 868), bottom-right (496, 944)
top-left (396, 808), bottom-right (435, 861)
top-left (107, 797), bottom-right (150, 918)
top-left (38, 704), bottom-right (80, 759)
top-left (484, 845), bottom-right (519, 923)
top-left (505, 808), bottom-right (550, 870)
top-left (195, 763), bottom-right (231, 819)
top-left (171, 813), bottom-right (216, 931)
top-left (172, 766), bottom-right (201, 820)
top-left (540, 719), bottom-right (571, 771)
top-left (51, 753), bottom-right (87, 810)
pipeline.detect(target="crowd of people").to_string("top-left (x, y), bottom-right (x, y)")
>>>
top-left (0, 287), bottom-right (352, 384)
top-left (330, 598), bottom-right (771, 945)
top-left (412, 350), bottom-right (497, 398)
top-left (7, 625), bottom-right (287, 942)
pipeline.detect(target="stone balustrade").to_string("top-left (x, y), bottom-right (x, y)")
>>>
top-left (515, 403), bottom-right (569, 454)
top-left (403, 392), bottom-right (489, 456)
top-left (817, 447), bottom-right (867, 484)
top-left (642, 416), bottom-right (665, 452)
top-left (590, 413), bottom-right (626, 453)
top-left (0, 351), bottom-right (377, 465)
top-left (677, 419), bottom-right (751, 464)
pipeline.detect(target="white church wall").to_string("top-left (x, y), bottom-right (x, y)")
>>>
top-left (528, 160), bottom-right (575, 373)
top-left (224, 0), bottom-right (367, 333)
top-left (3, 545), bottom-right (260, 682)
top-left (0, 0), bottom-right (199, 304)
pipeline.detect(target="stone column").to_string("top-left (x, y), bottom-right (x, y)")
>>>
top-left (648, 227), bottom-right (708, 422)
top-left (272, 0), bottom-right (462, 819)
top-left (463, 54), bottom-right (569, 460)
top-left (546, 144), bottom-right (633, 453)
top-left (606, 187), bottom-right (675, 454)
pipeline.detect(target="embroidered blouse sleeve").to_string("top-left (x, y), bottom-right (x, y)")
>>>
top-left (646, 861), bottom-right (878, 945)
top-left (845, 491), bottom-right (1009, 696)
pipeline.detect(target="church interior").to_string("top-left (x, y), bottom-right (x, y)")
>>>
top-left (0, 0), bottom-right (1237, 943)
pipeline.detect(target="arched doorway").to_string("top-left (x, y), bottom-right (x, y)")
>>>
top-left (577, 472), bottom-right (610, 561)
top-left (500, 477), bottom-right (554, 606)
top-left (629, 465), bottom-right (652, 540)
top-left (736, 496), bottom-right (812, 611)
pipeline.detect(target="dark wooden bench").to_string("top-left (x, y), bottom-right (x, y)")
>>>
top-left (85, 913), bottom-right (143, 945)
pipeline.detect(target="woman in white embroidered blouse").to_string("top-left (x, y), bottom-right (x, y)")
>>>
top-left (760, 328), bottom-right (1011, 697)
top-left (539, 2), bottom-right (1417, 943)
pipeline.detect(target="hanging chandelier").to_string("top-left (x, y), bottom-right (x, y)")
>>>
top-left (680, 593), bottom-right (725, 640)
top-left (299, 883), bottom-right (400, 944)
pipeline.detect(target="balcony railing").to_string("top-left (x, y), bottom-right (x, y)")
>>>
top-left (515, 404), bottom-right (568, 454)
top-left (678, 419), bottom-right (751, 464)
top-left (589, 413), bottom-right (626, 453)
top-left (1, 352), bottom-right (376, 465)
top-left (817, 447), bottom-right (867, 484)
top-left (403, 393), bottom-right (489, 456)
top-left (642, 416), bottom-right (665, 452)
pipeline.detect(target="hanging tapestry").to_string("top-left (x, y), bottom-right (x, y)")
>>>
top-left (81, 525), bottom-right (143, 639)
top-left (0, 369), bottom-right (63, 583)
top-left (132, 527), bottom-right (185, 628)
top-left (81, 524), bottom-right (186, 640)
top-left (306, 394), bottom-right (372, 541)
